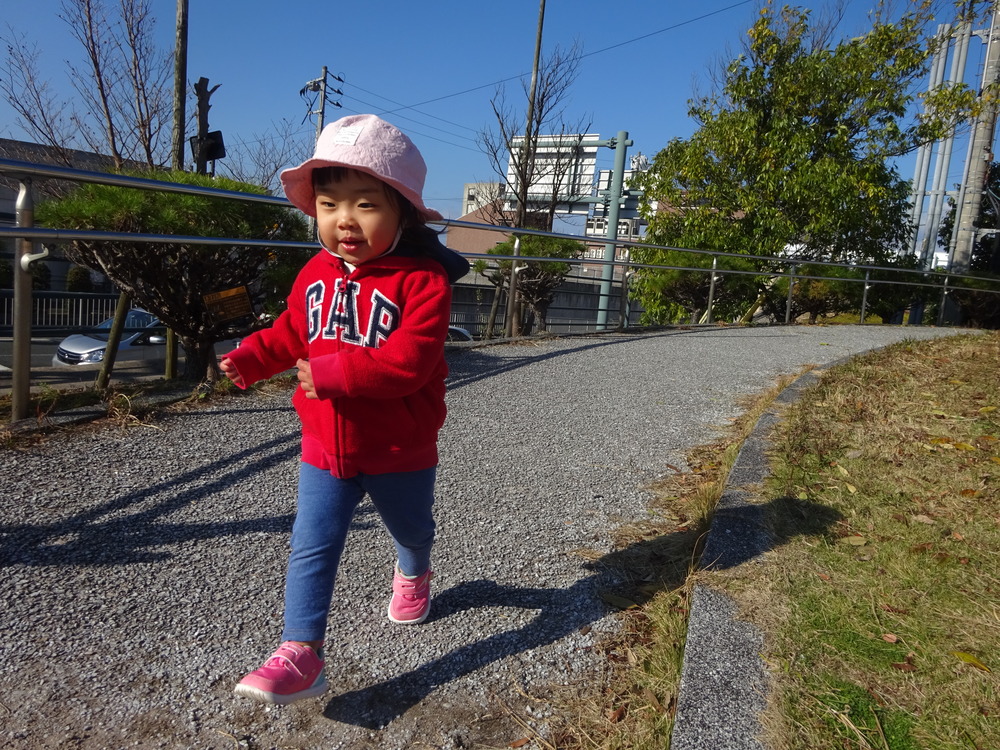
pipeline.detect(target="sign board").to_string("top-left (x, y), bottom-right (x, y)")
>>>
top-left (203, 286), bottom-right (253, 323)
top-left (503, 134), bottom-right (601, 216)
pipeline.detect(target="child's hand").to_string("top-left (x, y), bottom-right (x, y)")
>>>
top-left (219, 356), bottom-right (244, 388)
top-left (296, 358), bottom-right (318, 399)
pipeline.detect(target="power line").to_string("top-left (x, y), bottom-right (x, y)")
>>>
top-left (345, 82), bottom-right (479, 136)
top-left (342, 86), bottom-right (479, 144)
top-left (379, 1), bottom-right (757, 116)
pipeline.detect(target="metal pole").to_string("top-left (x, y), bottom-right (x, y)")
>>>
top-left (785, 265), bottom-right (797, 324)
top-left (504, 237), bottom-right (521, 337)
top-left (909, 24), bottom-right (951, 255)
top-left (920, 21), bottom-right (971, 268)
top-left (12, 180), bottom-right (35, 422)
top-left (860, 270), bottom-right (870, 324)
top-left (596, 131), bottom-right (630, 329)
top-left (705, 256), bottom-right (718, 325)
top-left (952, 5), bottom-right (1000, 273)
top-left (937, 275), bottom-right (950, 325)
top-left (617, 249), bottom-right (632, 331)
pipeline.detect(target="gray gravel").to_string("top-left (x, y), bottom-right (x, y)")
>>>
top-left (0, 325), bottom-right (969, 749)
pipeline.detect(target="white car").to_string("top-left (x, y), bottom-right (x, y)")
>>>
top-left (52, 308), bottom-right (239, 366)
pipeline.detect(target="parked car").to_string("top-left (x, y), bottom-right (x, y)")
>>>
top-left (446, 326), bottom-right (473, 342)
top-left (52, 308), bottom-right (239, 366)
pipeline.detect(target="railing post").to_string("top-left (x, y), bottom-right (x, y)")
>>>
top-left (504, 236), bottom-right (521, 338)
top-left (785, 264), bottom-right (797, 324)
top-left (705, 256), bottom-right (718, 325)
top-left (860, 270), bottom-right (870, 324)
top-left (12, 179), bottom-right (36, 422)
top-left (616, 251), bottom-right (632, 331)
top-left (937, 275), bottom-right (950, 326)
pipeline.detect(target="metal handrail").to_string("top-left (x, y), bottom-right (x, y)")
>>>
top-left (4, 157), bottom-right (999, 421)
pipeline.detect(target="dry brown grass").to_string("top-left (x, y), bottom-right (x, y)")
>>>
top-left (732, 332), bottom-right (1000, 750)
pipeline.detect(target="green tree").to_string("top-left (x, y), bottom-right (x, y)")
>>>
top-left (473, 234), bottom-right (584, 335)
top-left (37, 170), bottom-right (310, 381)
top-left (632, 1), bottom-right (976, 324)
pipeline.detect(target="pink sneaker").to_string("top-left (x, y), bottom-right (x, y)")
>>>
top-left (234, 642), bottom-right (326, 705)
top-left (388, 567), bottom-right (433, 624)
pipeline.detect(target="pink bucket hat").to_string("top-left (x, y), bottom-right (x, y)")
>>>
top-left (280, 114), bottom-right (443, 222)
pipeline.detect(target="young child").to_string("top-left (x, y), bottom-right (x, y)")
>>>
top-left (220, 114), bottom-right (469, 705)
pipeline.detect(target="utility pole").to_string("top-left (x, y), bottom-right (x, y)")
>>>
top-left (506, 0), bottom-right (546, 338)
top-left (596, 132), bottom-right (632, 329)
top-left (301, 67), bottom-right (343, 143)
top-left (171, 0), bottom-right (189, 171)
top-left (952, 4), bottom-right (1000, 273)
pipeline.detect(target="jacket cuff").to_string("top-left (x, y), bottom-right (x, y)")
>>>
top-left (310, 353), bottom-right (348, 399)
top-left (223, 345), bottom-right (267, 389)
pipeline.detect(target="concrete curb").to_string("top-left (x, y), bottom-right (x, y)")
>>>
top-left (670, 368), bottom-right (825, 750)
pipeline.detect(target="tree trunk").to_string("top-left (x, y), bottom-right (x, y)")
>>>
top-left (180, 336), bottom-right (220, 383)
top-left (484, 276), bottom-right (506, 339)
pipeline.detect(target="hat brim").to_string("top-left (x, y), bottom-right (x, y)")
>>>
top-left (281, 159), bottom-right (444, 223)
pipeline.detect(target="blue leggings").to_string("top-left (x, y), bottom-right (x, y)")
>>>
top-left (281, 462), bottom-right (437, 643)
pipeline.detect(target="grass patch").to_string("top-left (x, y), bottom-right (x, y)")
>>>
top-left (728, 332), bottom-right (1000, 750)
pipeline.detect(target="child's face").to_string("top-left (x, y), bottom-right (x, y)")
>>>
top-left (314, 170), bottom-right (402, 265)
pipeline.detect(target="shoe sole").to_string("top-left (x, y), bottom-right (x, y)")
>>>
top-left (234, 675), bottom-right (328, 705)
top-left (387, 602), bottom-right (430, 625)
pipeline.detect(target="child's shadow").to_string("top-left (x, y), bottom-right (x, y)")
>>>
top-left (323, 495), bottom-right (841, 729)
top-left (323, 577), bottom-right (598, 728)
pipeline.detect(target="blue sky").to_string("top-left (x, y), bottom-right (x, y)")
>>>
top-left (0, 0), bottom-right (988, 223)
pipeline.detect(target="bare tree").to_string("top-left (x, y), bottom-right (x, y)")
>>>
top-left (218, 118), bottom-right (315, 194)
top-left (1, 0), bottom-right (171, 169)
top-left (478, 42), bottom-right (589, 231)
top-left (0, 30), bottom-right (79, 165)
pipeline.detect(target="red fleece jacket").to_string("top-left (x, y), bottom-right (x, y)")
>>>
top-left (224, 247), bottom-right (452, 477)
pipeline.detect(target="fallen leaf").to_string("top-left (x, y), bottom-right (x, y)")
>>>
top-left (960, 489), bottom-right (978, 497)
top-left (950, 651), bottom-right (992, 673)
top-left (643, 687), bottom-right (666, 714)
top-left (509, 739), bottom-right (531, 749)
top-left (881, 604), bottom-right (910, 614)
top-left (840, 535), bottom-right (867, 546)
top-left (930, 437), bottom-right (954, 445)
top-left (951, 532), bottom-right (965, 541)
top-left (991, 457), bottom-right (1000, 465)
top-left (955, 442), bottom-right (977, 451)
top-left (913, 514), bottom-right (936, 525)
top-left (845, 449), bottom-right (863, 459)
top-left (599, 591), bottom-right (639, 610)
top-left (911, 542), bottom-right (934, 553)
top-left (817, 573), bottom-right (831, 581)
top-left (608, 706), bottom-right (627, 723)
top-left (892, 662), bottom-right (917, 672)
top-left (846, 483), bottom-right (857, 494)
top-left (836, 464), bottom-right (850, 477)
top-left (882, 633), bottom-right (899, 643)
top-left (892, 514), bottom-right (908, 524)
top-left (978, 406), bottom-right (997, 414)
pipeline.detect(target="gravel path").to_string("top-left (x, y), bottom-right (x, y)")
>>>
top-left (0, 325), bottom-right (967, 749)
